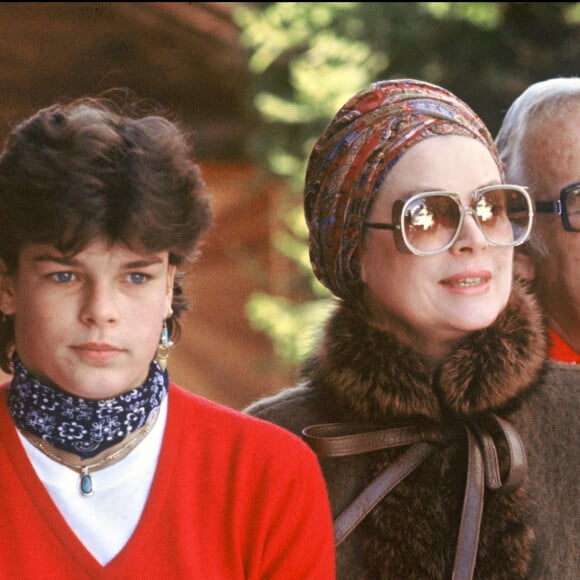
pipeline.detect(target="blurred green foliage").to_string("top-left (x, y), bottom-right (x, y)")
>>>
top-left (234, 2), bottom-right (580, 369)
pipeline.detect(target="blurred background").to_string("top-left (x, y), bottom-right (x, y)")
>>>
top-left (0, 2), bottom-right (578, 409)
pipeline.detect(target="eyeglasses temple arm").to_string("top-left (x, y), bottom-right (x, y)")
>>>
top-left (363, 222), bottom-right (400, 231)
top-left (535, 200), bottom-right (562, 215)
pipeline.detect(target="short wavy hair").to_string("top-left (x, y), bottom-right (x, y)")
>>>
top-left (0, 95), bottom-right (212, 373)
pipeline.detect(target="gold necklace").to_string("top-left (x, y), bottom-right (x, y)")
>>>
top-left (20, 412), bottom-right (158, 497)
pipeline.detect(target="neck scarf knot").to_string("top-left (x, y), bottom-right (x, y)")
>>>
top-left (8, 354), bottom-right (168, 459)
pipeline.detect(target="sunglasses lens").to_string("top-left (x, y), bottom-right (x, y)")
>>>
top-left (402, 195), bottom-right (460, 253)
top-left (399, 187), bottom-right (532, 254)
top-left (565, 186), bottom-right (580, 231)
top-left (475, 187), bottom-right (531, 245)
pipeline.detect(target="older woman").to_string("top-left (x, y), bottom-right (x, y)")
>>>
top-left (246, 79), bottom-right (580, 579)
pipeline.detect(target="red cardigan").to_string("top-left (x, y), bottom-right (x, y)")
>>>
top-left (549, 328), bottom-right (580, 364)
top-left (0, 383), bottom-right (335, 579)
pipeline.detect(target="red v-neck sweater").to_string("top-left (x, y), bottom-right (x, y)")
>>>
top-left (0, 383), bottom-right (335, 579)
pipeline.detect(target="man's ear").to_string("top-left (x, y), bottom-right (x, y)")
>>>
top-left (514, 247), bottom-right (536, 282)
top-left (0, 261), bottom-right (16, 316)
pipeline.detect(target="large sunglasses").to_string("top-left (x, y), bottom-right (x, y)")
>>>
top-left (364, 185), bottom-right (534, 256)
top-left (535, 182), bottom-right (580, 232)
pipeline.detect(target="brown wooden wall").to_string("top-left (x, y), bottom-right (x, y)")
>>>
top-left (168, 161), bottom-right (296, 409)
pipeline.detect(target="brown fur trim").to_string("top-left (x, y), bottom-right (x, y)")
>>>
top-left (304, 279), bottom-right (547, 421)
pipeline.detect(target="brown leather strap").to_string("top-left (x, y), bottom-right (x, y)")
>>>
top-left (302, 422), bottom-right (455, 456)
top-left (334, 442), bottom-right (437, 545)
top-left (302, 414), bottom-right (526, 580)
top-left (491, 414), bottom-right (526, 493)
top-left (452, 425), bottom-right (485, 580)
top-left (470, 421), bottom-right (502, 489)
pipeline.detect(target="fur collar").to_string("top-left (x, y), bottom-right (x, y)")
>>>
top-left (303, 279), bottom-right (547, 422)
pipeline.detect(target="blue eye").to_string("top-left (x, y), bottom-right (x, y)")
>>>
top-left (127, 272), bottom-right (150, 284)
top-left (51, 271), bottom-right (75, 283)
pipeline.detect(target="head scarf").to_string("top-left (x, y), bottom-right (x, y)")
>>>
top-left (304, 78), bottom-right (503, 301)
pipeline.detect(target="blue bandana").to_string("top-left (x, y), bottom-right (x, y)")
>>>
top-left (8, 354), bottom-right (168, 459)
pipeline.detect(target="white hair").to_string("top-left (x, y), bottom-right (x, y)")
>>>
top-left (495, 77), bottom-right (580, 255)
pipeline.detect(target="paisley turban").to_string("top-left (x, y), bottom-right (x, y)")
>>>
top-left (304, 78), bottom-right (503, 301)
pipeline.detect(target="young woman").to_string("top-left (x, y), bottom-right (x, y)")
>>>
top-left (246, 79), bottom-right (580, 579)
top-left (0, 97), bottom-right (335, 578)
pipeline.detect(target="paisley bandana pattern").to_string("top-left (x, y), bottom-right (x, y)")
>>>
top-left (304, 79), bottom-right (504, 300)
top-left (8, 354), bottom-right (168, 459)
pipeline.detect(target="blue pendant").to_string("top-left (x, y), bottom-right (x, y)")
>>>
top-left (80, 468), bottom-right (94, 496)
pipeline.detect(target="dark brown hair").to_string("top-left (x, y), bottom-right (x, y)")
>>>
top-left (0, 96), bottom-right (212, 373)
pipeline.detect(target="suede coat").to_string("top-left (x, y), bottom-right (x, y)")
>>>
top-left (246, 282), bottom-right (580, 579)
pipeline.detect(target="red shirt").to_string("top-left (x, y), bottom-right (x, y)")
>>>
top-left (0, 383), bottom-right (336, 579)
top-left (549, 328), bottom-right (580, 364)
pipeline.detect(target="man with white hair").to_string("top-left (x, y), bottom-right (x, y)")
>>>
top-left (496, 77), bottom-right (580, 363)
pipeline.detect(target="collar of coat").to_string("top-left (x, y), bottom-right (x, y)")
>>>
top-left (302, 279), bottom-right (547, 422)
